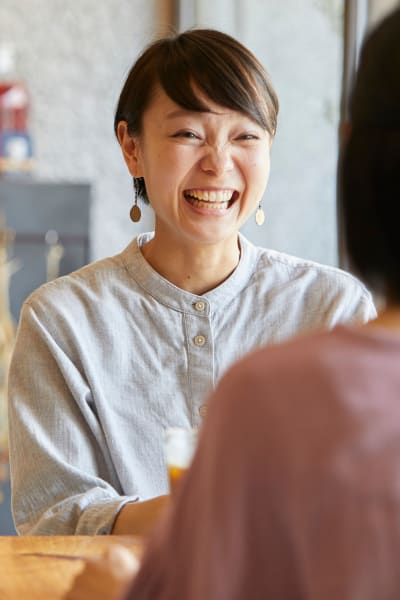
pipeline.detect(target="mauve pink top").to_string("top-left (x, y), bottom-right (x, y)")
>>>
top-left (125, 325), bottom-right (400, 600)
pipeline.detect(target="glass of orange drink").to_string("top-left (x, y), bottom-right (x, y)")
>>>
top-left (164, 427), bottom-right (198, 495)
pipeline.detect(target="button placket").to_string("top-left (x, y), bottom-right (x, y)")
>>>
top-left (193, 300), bottom-right (207, 348)
top-left (185, 301), bottom-right (213, 427)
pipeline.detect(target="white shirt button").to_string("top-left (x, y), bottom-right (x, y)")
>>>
top-left (194, 335), bottom-right (206, 347)
top-left (199, 405), bottom-right (207, 417)
top-left (194, 300), bottom-right (206, 312)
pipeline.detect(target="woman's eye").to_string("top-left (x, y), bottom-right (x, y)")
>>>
top-left (173, 131), bottom-right (199, 139)
top-left (236, 133), bottom-right (259, 141)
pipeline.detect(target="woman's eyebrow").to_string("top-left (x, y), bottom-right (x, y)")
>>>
top-left (165, 108), bottom-right (227, 120)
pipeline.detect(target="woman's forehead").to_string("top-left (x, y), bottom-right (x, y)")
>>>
top-left (146, 82), bottom-right (256, 122)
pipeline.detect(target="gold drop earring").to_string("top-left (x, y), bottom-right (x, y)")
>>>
top-left (255, 203), bottom-right (265, 226)
top-left (130, 177), bottom-right (142, 223)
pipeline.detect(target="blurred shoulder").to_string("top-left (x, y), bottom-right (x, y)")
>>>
top-left (255, 244), bottom-right (369, 292)
top-left (244, 239), bottom-right (376, 320)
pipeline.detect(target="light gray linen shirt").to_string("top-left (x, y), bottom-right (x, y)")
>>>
top-left (8, 233), bottom-right (376, 535)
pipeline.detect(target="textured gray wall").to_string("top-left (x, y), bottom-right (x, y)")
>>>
top-left (0, 0), bottom-right (164, 260)
top-left (240, 0), bottom-right (343, 266)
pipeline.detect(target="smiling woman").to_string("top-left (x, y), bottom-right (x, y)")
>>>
top-left (7, 28), bottom-right (376, 539)
top-left (114, 29), bottom-right (277, 290)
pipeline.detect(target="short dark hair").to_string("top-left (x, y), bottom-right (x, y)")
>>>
top-left (114, 28), bottom-right (279, 203)
top-left (340, 9), bottom-right (400, 302)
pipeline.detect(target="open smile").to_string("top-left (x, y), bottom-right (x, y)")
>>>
top-left (183, 189), bottom-right (239, 211)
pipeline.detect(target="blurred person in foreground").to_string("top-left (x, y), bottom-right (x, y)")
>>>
top-left (7, 29), bottom-right (375, 537)
top-left (66, 7), bottom-right (400, 600)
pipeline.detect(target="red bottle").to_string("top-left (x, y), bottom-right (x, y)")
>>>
top-left (0, 43), bottom-right (33, 176)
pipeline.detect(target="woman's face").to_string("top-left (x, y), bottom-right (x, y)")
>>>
top-left (119, 85), bottom-right (272, 248)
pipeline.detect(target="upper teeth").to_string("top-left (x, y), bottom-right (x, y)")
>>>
top-left (186, 190), bottom-right (233, 202)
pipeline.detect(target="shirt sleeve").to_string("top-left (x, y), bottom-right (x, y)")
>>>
top-left (348, 288), bottom-right (377, 323)
top-left (321, 274), bottom-right (377, 327)
top-left (8, 299), bottom-right (138, 535)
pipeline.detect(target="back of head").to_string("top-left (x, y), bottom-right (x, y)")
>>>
top-left (341, 8), bottom-right (400, 301)
top-left (350, 9), bottom-right (400, 128)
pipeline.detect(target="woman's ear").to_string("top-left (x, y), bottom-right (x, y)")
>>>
top-left (117, 121), bottom-right (143, 177)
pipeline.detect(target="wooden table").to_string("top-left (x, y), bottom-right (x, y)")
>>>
top-left (0, 535), bottom-right (143, 600)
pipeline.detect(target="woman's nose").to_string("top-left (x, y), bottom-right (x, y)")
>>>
top-left (200, 145), bottom-right (234, 176)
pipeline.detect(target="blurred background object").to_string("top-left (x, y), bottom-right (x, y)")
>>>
top-left (0, 217), bottom-right (17, 529)
top-left (0, 180), bottom-right (90, 321)
top-left (0, 42), bottom-right (33, 177)
top-left (45, 229), bottom-right (65, 282)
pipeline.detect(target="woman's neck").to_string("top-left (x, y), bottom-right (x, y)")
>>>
top-left (140, 234), bottom-right (241, 295)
